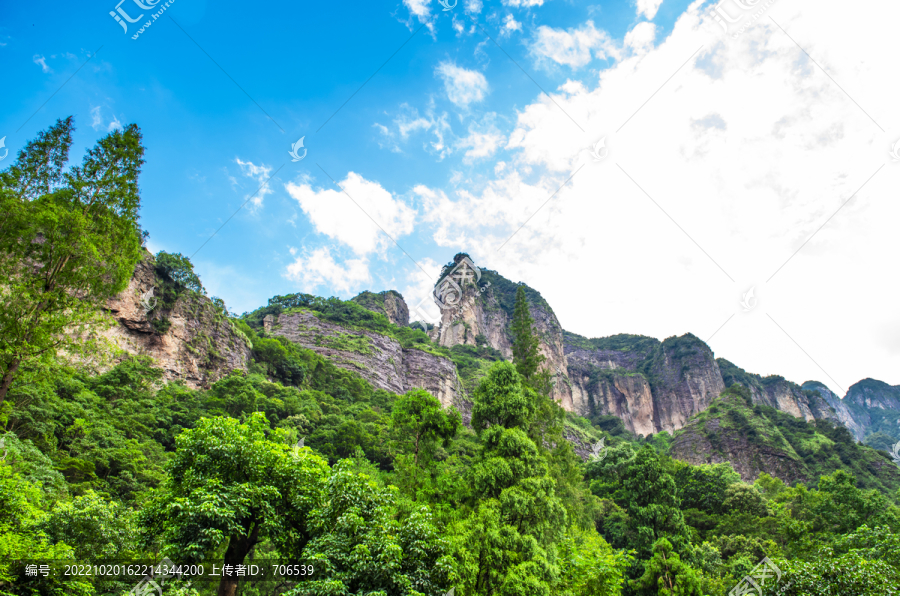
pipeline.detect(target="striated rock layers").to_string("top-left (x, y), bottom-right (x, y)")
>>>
top-left (351, 290), bottom-right (410, 327)
top-left (103, 254), bottom-right (251, 388)
top-left (267, 310), bottom-right (466, 414)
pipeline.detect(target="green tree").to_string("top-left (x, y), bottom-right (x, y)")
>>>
top-left (629, 537), bottom-right (703, 596)
top-left (390, 389), bottom-right (461, 497)
top-left (138, 413), bottom-right (330, 596)
top-left (0, 117), bottom-right (145, 404)
top-left (510, 286), bottom-right (548, 391)
top-left (471, 362), bottom-right (535, 432)
top-left (294, 460), bottom-right (455, 596)
top-left (154, 251), bottom-right (205, 294)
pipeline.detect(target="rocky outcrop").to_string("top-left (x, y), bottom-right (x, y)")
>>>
top-left (103, 254), bottom-right (251, 388)
top-left (802, 381), bottom-right (866, 441)
top-left (717, 359), bottom-right (843, 427)
top-left (351, 290), bottom-right (410, 327)
top-left (430, 256), bottom-right (573, 409)
top-left (670, 406), bottom-right (808, 485)
top-left (267, 310), bottom-right (465, 411)
top-left (564, 333), bottom-right (724, 435)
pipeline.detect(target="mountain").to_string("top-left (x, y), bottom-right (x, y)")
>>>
top-left (106, 252), bottom-right (900, 468)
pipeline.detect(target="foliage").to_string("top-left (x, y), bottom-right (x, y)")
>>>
top-left (510, 286), bottom-right (549, 393)
top-left (471, 362), bottom-right (536, 432)
top-left (154, 251), bottom-right (205, 294)
top-left (0, 117), bottom-right (145, 404)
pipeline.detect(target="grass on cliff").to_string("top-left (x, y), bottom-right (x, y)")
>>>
top-left (674, 386), bottom-right (900, 494)
top-left (239, 293), bottom-right (505, 392)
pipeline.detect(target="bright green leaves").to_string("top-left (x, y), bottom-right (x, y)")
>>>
top-left (471, 362), bottom-right (535, 432)
top-left (292, 460), bottom-right (454, 596)
top-left (139, 412), bottom-right (330, 562)
top-left (0, 118), bottom-right (145, 404)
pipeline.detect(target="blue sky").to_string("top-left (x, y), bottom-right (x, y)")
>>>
top-left (3, 0), bottom-right (900, 393)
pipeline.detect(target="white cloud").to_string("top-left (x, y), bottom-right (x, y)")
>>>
top-left (33, 54), bottom-right (51, 73)
top-left (417, 0), bottom-right (900, 393)
top-left (90, 106), bottom-right (123, 132)
top-left (284, 172), bottom-right (416, 256)
top-left (636, 0), bottom-right (664, 20)
top-left (501, 14), bottom-right (522, 36)
top-left (285, 247), bottom-right (371, 295)
top-left (235, 158), bottom-right (274, 208)
top-left (435, 62), bottom-right (489, 109)
top-left (503, 0), bottom-right (547, 7)
top-left (465, 0), bottom-right (483, 13)
top-left (458, 117), bottom-right (506, 162)
top-left (374, 103), bottom-right (453, 158)
top-left (530, 21), bottom-right (619, 69)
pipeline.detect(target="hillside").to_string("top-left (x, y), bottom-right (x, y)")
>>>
top-left (669, 385), bottom-right (900, 493)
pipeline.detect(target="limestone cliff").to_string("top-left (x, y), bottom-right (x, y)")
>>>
top-left (564, 332), bottom-right (724, 435)
top-left (351, 290), bottom-right (410, 327)
top-left (266, 310), bottom-right (466, 413)
top-left (431, 255), bottom-right (573, 409)
top-left (103, 253), bottom-right (251, 388)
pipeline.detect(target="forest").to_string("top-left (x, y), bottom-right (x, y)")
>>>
top-left (1, 119), bottom-right (899, 596)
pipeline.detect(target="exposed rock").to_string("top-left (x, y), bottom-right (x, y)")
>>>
top-left (103, 254), bottom-right (251, 388)
top-left (431, 256), bottom-right (573, 409)
top-left (351, 290), bottom-right (410, 327)
top-left (718, 359), bottom-right (843, 427)
top-left (670, 400), bottom-right (808, 484)
top-left (564, 333), bottom-right (724, 435)
top-left (802, 381), bottom-right (866, 441)
top-left (268, 310), bottom-right (465, 411)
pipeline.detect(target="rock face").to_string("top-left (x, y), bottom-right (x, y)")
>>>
top-left (801, 381), bottom-right (866, 441)
top-left (565, 333), bottom-right (725, 435)
top-left (717, 359), bottom-right (840, 425)
top-left (351, 290), bottom-right (410, 327)
top-left (267, 310), bottom-right (465, 412)
top-left (104, 254), bottom-right (252, 388)
top-left (430, 256), bottom-right (573, 409)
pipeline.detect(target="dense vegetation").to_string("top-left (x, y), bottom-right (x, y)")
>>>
top-left (2, 121), bottom-right (900, 596)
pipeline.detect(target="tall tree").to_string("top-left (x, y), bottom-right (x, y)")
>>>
top-left (510, 285), bottom-right (550, 393)
top-left (390, 388), bottom-right (461, 497)
top-left (0, 118), bottom-right (145, 404)
top-left (138, 413), bottom-right (330, 596)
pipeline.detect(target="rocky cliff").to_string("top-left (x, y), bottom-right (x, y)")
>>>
top-left (430, 255), bottom-right (573, 409)
top-left (351, 290), bottom-right (410, 327)
top-left (564, 332), bottom-right (725, 435)
top-left (670, 388), bottom-right (900, 492)
top-left (103, 253), bottom-right (251, 388)
top-left (266, 310), bottom-right (466, 413)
